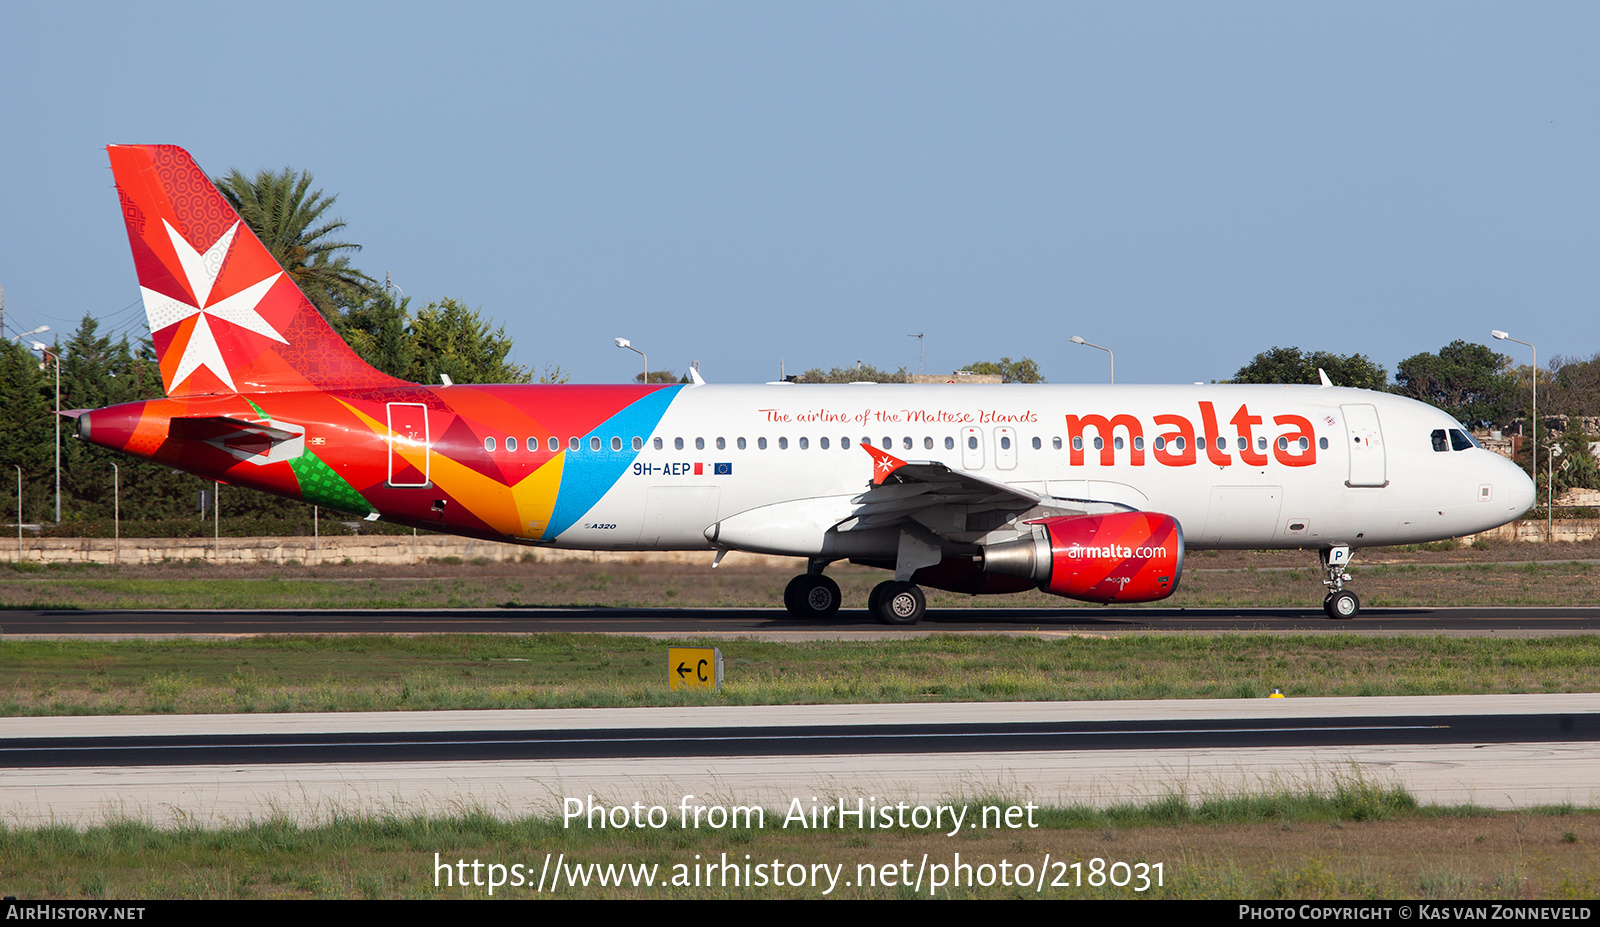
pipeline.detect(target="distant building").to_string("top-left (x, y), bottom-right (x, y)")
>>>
top-left (909, 371), bottom-right (1003, 384)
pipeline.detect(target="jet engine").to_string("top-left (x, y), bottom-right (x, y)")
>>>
top-left (980, 511), bottom-right (1184, 603)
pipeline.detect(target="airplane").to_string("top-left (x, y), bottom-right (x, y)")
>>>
top-left (77, 144), bottom-right (1537, 624)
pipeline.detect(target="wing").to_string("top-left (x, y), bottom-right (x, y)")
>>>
top-left (837, 443), bottom-right (1086, 542)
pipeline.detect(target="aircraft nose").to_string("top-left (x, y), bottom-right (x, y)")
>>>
top-left (1495, 455), bottom-right (1537, 521)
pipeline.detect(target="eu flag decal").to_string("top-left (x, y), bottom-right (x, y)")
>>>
top-left (713, 462), bottom-right (733, 476)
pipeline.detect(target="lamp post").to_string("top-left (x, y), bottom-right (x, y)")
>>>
top-left (614, 337), bottom-right (647, 384)
top-left (1547, 443), bottom-right (1563, 542)
top-left (9, 324), bottom-right (48, 343)
top-left (1491, 330), bottom-right (1535, 486)
top-left (31, 342), bottom-right (60, 524)
top-left (110, 462), bottom-right (120, 564)
top-left (1070, 335), bottom-right (1114, 383)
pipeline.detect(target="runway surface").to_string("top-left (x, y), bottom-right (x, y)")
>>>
top-left (5, 605), bottom-right (1600, 637)
top-left (5, 695), bottom-right (1598, 827)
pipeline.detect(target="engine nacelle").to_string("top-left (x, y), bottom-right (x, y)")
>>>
top-left (981, 512), bottom-right (1184, 603)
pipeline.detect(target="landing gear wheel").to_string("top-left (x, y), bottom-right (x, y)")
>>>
top-left (784, 574), bottom-right (841, 619)
top-left (1323, 590), bottom-right (1360, 620)
top-left (867, 581), bottom-right (896, 616)
top-left (874, 581), bottom-right (926, 625)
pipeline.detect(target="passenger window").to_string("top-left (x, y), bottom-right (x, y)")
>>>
top-left (1032, 437), bottom-right (1042, 450)
top-left (1175, 437), bottom-right (1186, 451)
top-left (611, 436), bottom-right (622, 451)
top-left (1318, 437), bottom-right (1328, 450)
top-left (924, 437), bottom-right (934, 450)
top-left (590, 436), bottom-right (601, 451)
top-left (1114, 436), bottom-right (1124, 450)
top-left (737, 437), bottom-right (747, 450)
top-left (1001, 436), bottom-right (1012, 450)
top-left (485, 436), bottom-right (496, 452)
top-left (653, 437), bottom-right (663, 450)
top-left (1134, 437), bottom-right (1144, 450)
top-left (1053, 437), bottom-right (1063, 450)
top-left (903, 437), bottom-right (913, 450)
top-left (674, 437), bottom-right (684, 450)
top-left (715, 437), bottom-right (726, 450)
top-left (1237, 436), bottom-right (1247, 450)
top-left (819, 437), bottom-right (830, 450)
top-left (1072, 436), bottom-right (1083, 451)
top-left (967, 436), bottom-right (978, 450)
top-left (1298, 437), bottom-right (1309, 450)
top-left (569, 436), bottom-right (579, 452)
top-left (1092, 437), bottom-right (1103, 450)
top-left (505, 436), bottom-right (517, 452)
top-left (695, 437), bottom-right (705, 450)
top-left (883, 437), bottom-right (892, 449)
top-left (1154, 437), bottom-right (1166, 450)
top-left (1257, 436), bottom-right (1267, 450)
top-left (946, 437), bottom-right (956, 450)
top-left (779, 437), bottom-right (788, 450)
top-left (799, 437), bottom-right (809, 450)
top-left (758, 437), bottom-right (767, 450)
top-left (841, 437), bottom-right (851, 449)
top-left (1277, 436), bottom-right (1288, 451)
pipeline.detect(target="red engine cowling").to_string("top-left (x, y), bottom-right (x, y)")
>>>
top-left (981, 512), bottom-right (1184, 603)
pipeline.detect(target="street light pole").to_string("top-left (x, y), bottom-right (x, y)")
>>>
top-left (1547, 443), bottom-right (1562, 542)
top-left (614, 338), bottom-right (647, 383)
top-left (111, 462), bottom-right (120, 564)
top-left (31, 342), bottom-right (60, 523)
top-left (1490, 331), bottom-right (1535, 488)
top-left (1069, 335), bottom-right (1114, 383)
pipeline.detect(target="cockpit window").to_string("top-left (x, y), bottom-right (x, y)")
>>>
top-left (1431, 429), bottom-right (1449, 452)
top-left (1449, 429), bottom-right (1477, 451)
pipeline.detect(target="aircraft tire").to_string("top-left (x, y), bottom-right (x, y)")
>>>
top-left (875, 582), bottom-right (926, 625)
top-left (1323, 590), bottom-right (1360, 620)
top-left (785, 574), bottom-right (841, 619)
top-left (867, 580), bottom-right (896, 616)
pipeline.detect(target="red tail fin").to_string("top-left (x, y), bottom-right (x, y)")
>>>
top-left (108, 144), bottom-right (405, 396)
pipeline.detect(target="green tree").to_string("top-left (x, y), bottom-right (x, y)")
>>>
top-left (1545, 352), bottom-right (1600, 420)
top-left (1394, 341), bottom-right (1516, 427)
top-left (961, 357), bottom-right (1044, 383)
top-left (405, 298), bottom-right (530, 385)
top-left (0, 337), bottom-right (53, 522)
top-left (339, 290), bottom-right (416, 379)
top-left (214, 166), bottom-right (380, 320)
top-left (1230, 347), bottom-right (1388, 391)
top-left (797, 363), bottom-right (908, 383)
top-left (633, 370), bottom-right (680, 384)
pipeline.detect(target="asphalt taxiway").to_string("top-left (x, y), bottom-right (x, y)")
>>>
top-left (4, 695), bottom-right (1598, 828)
top-left (4, 605), bottom-right (1600, 637)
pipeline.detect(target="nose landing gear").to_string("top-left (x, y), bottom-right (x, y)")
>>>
top-left (1319, 545), bottom-right (1359, 619)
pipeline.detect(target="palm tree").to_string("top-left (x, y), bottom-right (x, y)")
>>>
top-left (213, 167), bottom-right (380, 320)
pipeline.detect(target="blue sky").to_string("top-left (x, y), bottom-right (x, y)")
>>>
top-left (2, 2), bottom-right (1595, 385)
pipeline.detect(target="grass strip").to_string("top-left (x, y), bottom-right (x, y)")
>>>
top-left (4, 633), bottom-right (1599, 715)
top-left (4, 778), bottom-right (1596, 899)
top-left (4, 555), bottom-right (1600, 610)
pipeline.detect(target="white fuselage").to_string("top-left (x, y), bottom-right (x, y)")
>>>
top-left (547, 383), bottom-right (1535, 559)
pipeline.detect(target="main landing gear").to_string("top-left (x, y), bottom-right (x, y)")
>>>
top-left (1319, 545), bottom-right (1359, 619)
top-left (783, 569), bottom-right (841, 619)
top-left (783, 564), bottom-right (928, 624)
top-left (868, 580), bottom-right (926, 625)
